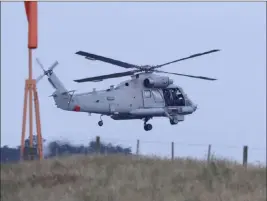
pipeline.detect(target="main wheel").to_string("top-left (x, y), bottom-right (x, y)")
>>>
top-left (98, 120), bottom-right (103, 127)
top-left (144, 123), bottom-right (152, 131)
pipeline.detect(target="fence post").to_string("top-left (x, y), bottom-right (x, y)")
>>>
top-left (56, 147), bottom-right (58, 157)
top-left (171, 142), bottom-right (174, 161)
top-left (136, 139), bottom-right (140, 156)
top-left (104, 145), bottom-right (108, 156)
top-left (96, 136), bottom-right (100, 154)
top-left (207, 144), bottom-right (212, 163)
top-left (243, 145), bottom-right (248, 168)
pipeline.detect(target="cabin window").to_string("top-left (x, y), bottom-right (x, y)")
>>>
top-left (144, 90), bottom-right (151, 98)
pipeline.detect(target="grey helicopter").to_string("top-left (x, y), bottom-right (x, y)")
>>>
top-left (36, 49), bottom-right (220, 131)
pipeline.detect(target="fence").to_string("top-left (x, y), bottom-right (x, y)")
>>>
top-left (91, 136), bottom-right (266, 168)
top-left (6, 135), bottom-right (264, 167)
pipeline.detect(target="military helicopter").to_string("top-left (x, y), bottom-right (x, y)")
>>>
top-left (36, 49), bottom-right (220, 131)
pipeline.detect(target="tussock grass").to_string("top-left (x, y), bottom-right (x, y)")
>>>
top-left (1, 154), bottom-right (266, 201)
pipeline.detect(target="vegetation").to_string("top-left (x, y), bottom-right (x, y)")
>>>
top-left (0, 136), bottom-right (132, 163)
top-left (1, 154), bottom-right (266, 201)
top-left (1, 136), bottom-right (265, 201)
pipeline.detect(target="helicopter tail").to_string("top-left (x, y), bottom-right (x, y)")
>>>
top-left (35, 59), bottom-right (79, 111)
top-left (36, 60), bottom-right (68, 94)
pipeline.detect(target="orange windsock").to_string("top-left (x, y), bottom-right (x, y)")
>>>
top-left (24, 1), bottom-right (38, 49)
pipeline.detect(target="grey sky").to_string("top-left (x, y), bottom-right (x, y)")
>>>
top-left (1, 2), bottom-right (266, 163)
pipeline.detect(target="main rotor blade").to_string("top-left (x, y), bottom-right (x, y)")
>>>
top-left (76, 51), bottom-right (138, 69)
top-left (74, 70), bottom-right (139, 83)
top-left (155, 49), bottom-right (220, 68)
top-left (155, 70), bottom-right (217, 81)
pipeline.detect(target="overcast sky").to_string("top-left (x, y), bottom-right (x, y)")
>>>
top-left (1, 2), bottom-right (266, 163)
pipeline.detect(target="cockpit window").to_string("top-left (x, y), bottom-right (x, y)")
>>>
top-left (177, 87), bottom-right (184, 94)
top-left (176, 87), bottom-right (184, 94)
top-left (163, 88), bottom-right (185, 106)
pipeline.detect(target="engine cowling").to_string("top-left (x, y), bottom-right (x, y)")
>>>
top-left (143, 76), bottom-right (173, 88)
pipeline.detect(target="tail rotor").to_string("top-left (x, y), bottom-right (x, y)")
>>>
top-left (36, 58), bottom-right (59, 83)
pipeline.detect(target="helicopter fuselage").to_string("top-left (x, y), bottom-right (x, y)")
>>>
top-left (38, 48), bottom-right (218, 131)
top-left (54, 73), bottom-right (197, 122)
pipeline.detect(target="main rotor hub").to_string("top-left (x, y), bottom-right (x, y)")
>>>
top-left (142, 65), bottom-right (151, 68)
top-left (139, 65), bottom-right (154, 72)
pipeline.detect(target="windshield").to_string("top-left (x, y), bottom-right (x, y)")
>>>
top-left (163, 88), bottom-right (185, 106)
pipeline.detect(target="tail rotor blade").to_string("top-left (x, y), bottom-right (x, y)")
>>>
top-left (36, 58), bottom-right (46, 84)
top-left (36, 58), bottom-right (45, 71)
top-left (35, 59), bottom-right (59, 84)
top-left (49, 61), bottom-right (59, 71)
top-left (36, 74), bottom-right (45, 83)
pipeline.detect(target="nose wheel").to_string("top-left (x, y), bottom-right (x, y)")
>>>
top-left (169, 115), bottom-right (179, 125)
top-left (170, 119), bottom-right (179, 125)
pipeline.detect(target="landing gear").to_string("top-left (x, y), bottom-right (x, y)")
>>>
top-left (170, 116), bottom-right (179, 125)
top-left (143, 117), bottom-right (153, 131)
top-left (170, 119), bottom-right (178, 125)
top-left (98, 120), bottom-right (103, 127)
top-left (144, 123), bottom-right (152, 131)
top-left (98, 115), bottom-right (104, 127)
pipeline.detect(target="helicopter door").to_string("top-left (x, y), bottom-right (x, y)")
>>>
top-left (143, 89), bottom-right (162, 108)
top-left (143, 90), bottom-right (153, 108)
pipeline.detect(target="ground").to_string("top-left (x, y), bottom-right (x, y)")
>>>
top-left (1, 155), bottom-right (266, 201)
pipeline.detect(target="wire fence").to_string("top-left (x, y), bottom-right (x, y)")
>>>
top-left (95, 136), bottom-right (266, 166)
top-left (2, 134), bottom-right (265, 166)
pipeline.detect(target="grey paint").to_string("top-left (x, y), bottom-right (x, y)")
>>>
top-left (39, 62), bottom-right (197, 129)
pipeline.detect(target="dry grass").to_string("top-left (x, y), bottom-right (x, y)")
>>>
top-left (1, 154), bottom-right (266, 201)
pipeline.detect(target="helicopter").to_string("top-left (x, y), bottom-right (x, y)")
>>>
top-left (36, 49), bottom-right (220, 131)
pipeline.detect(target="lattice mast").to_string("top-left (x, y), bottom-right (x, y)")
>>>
top-left (20, 1), bottom-right (43, 160)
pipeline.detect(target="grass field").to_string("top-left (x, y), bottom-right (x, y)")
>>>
top-left (1, 154), bottom-right (266, 201)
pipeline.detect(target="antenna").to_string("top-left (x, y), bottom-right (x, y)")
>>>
top-left (20, 2), bottom-right (43, 160)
